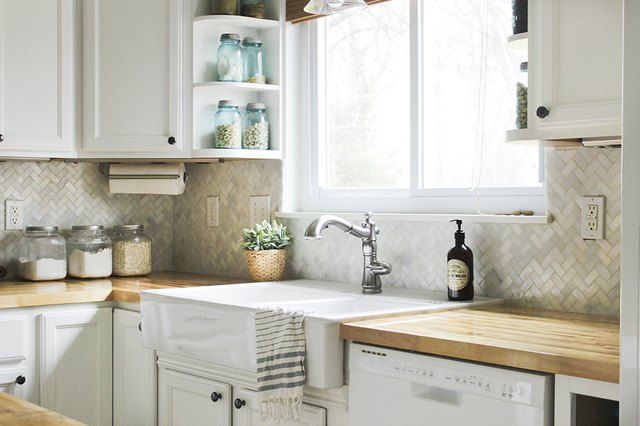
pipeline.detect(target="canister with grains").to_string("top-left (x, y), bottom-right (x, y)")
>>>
top-left (111, 224), bottom-right (152, 276)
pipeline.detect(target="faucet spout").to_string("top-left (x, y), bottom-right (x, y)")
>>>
top-left (304, 215), bottom-right (371, 240)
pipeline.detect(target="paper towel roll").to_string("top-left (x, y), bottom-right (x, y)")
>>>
top-left (108, 163), bottom-right (186, 195)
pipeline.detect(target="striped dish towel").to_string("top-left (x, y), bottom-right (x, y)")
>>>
top-left (256, 307), bottom-right (306, 422)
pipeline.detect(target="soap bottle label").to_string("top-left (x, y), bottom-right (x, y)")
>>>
top-left (447, 259), bottom-right (470, 290)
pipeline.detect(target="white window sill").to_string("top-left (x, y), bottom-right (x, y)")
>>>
top-left (275, 211), bottom-right (553, 225)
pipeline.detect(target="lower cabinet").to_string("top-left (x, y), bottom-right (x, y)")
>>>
top-left (0, 366), bottom-right (28, 399)
top-left (232, 388), bottom-right (327, 426)
top-left (158, 368), bottom-right (232, 426)
top-left (113, 309), bottom-right (157, 426)
top-left (39, 307), bottom-right (112, 426)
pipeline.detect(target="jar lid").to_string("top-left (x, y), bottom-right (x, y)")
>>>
top-left (246, 102), bottom-right (266, 110)
top-left (114, 224), bottom-right (144, 232)
top-left (220, 33), bottom-right (241, 42)
top-left (72, 225), bottom-right (104, 231)
top-left (520, 62), bottom-right (528, 72)
top-left (242, 36), bottom-right (262, 45)
top-left (218, 100), bottom-right (239, 108)
top-left (25, 226), bottom-right (58, 233)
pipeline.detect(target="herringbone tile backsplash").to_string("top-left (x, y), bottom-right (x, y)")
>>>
top-left (0, 161), bottom-right (174, 278)
top-left (175, 148), bottom-right (621, 316)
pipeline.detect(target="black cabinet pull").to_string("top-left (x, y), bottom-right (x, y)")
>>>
top-left (0, 134), bottom-right (4, 142)
top-left (138, 322), bottom-right (142, 332)
top-left (536, 106), bottom-right (550, 118)
top-left (15, 375), bottom-right (26, 385)
top-left (210, 392), bottom-right (222, 402)
top-left (168, 136), bottom-right (176, 145)
top-left (234, 398), bottom-right (246, 409)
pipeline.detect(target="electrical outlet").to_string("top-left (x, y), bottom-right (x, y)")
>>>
top-left (581, 196), bottom-right (605, 240)
top-left (249, 195), bottom-right (271, 226)
top-left (206, 196), bottom-right (219, 227)
top-left (5, 200), bottom-right (23, 230)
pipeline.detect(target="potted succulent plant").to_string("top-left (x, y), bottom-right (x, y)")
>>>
top-left (241, 220), bottom-right (292, 282)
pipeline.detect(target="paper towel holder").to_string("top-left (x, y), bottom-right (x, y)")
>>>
top-left (98, 163), bottom-right (189, 183)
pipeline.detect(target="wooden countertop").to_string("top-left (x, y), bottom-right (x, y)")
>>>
top-left (340, 306), bottom-right (620, 383)
top-left (0, 392), bottom-right (83, 425)
top-left (0, 272), bottom-right (239, 309)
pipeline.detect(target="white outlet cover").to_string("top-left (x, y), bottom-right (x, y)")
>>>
top-left (5, 200), bottom-right (23, 230)
top-left (581, 196), bottom-right (605, 240)
top-left (250, 195), bottom-right (271, 226)
top-left (206, 196), bottom-right (219, 227)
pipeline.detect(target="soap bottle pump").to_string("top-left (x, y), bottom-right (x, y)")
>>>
top-left (447, 219), bottom-right (474, 301)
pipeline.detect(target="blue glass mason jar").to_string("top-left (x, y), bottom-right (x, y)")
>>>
top-left (242, 37), bottom-right (265, 84)
top-left (215, 100), bottom-right (242, 148)
top-left (217, 33), bottom-right (243, 82)
top-left (242, 103), bottom-right (269, 150)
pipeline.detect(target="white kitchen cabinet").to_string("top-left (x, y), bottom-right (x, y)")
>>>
top-left (39, 307), bottom-right (112, 426)
top-left (0, 366), bottom-right (28, 399)
top-left (158, 367), bottom-right (232, 426)
top-left (0, 0), bottom-right (76, 157)
top-left (82, 0), bottom-right (188, 158)
top-left (528, 0), bottom-right (622, 140)
top-left (232, 388), bottom-right (326, 426)
top-left (555, 374), bottom-right (619, 425)
top-left (113, 309), bottom-right (157, 426)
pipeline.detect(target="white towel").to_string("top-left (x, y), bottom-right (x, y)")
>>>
top-left (255, 308), bottom-right (306, 422)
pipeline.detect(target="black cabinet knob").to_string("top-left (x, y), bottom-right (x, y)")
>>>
top-left (0, 134), bottom-right (4, 142)
top-left (138, 322), bottom-right (142, 332)
top-left (15, 375), bottom-right (26, 385)
top-left (536, 106), bottom-right (550, 118)
top-left (168, 136), bottom-right (176, 145)
top-left (234, 398), bottom-right (246, 409)
top-left (210, 392), bottom-right (222, 402)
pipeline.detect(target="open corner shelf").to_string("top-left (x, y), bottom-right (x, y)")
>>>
top-left (193, 148), bottom-right (282, 160)
top-left (507, 32), bottom-right (528, 51)
top-left (193, 81), bottom-right (280, 93)
top-left (506, 129), bottom-right (582, 148)
top-left (194, 15), bottom-right (280, 30)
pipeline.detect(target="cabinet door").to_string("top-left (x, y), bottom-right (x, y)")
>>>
top-left (530, 0), bottom-right (622, 140)
top-left (232, 389), bottom-right (326, 426)
top-left (113, 309), bottom-right (156, 426)
top-left (39, 307), bottom-right (112, 426)
top-left (0, 366), bottom-right (27, 399)
top-left (0, 0), bottom-right (76, 157)
top-left (82, 0), bottom-right (185, 157)
top-left (158, 368), bottom-right (231, 426)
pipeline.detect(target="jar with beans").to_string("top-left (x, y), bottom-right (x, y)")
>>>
top-left (215, 100), bottom-right (242, 148)
top-left (111, 225), bottom-right (152, 276)
top-left (242, 103), bottom-right (269, 150)
top-left (516, 62), bottom-right (528, 129)
top-left (240, 0), bottom-right (265, 18)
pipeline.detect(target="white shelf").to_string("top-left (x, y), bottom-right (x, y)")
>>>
top-left (193, 81), bottom-right (280, 93)
top-left (507, 32), bottom-right (528, 51)
top-left (194, 15), bottom-right (280, 30)
top-left (506, 128), bottom-right (582, 148)
top-left (193, 148), bottom-right (282, 160)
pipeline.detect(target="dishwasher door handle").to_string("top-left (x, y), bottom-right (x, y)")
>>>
top-left (410, 383), bottom-right (462, 407)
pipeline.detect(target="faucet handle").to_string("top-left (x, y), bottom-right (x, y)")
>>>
top-left (363, 211), bottom-right (373, 221)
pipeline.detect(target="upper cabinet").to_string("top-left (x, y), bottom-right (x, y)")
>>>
top-left (81, 0), bottom-right (188, 158)
top-left (0, 0), bottom-right (76, 158)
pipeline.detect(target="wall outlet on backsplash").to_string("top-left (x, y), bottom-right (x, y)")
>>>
top-left (5, 200), bottom-right (23, 230)
top-left (249, 195), bottom-right (270, 226)
top-left (581, 196), bottom-right (605, 240)
top-left (206, 196), bottom-right (219, 228)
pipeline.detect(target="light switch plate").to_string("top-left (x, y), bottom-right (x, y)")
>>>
top-left (206, 196), bottom-right (219, 227)
top-left (581, 196), bottom-right (605, 240)
top-left (249, 195), bottom-right (270, 227)
top-left (5, 200), bottom-right (23, 230)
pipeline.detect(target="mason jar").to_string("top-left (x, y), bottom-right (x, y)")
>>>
top-left (217, 33), bottom-right (243, 82)
top-left (240, 0), bottom-right (266, 19)
top-left (18, 226), bottom-right (67, 281)
top-left (212, 0), bottom-right (238, 15)
top-left (516, 62), bottom-right (528, 129)
top-left (67, 225), bottom-right (112, 278)
top-left (111, 225), bottom-right (152, 277)
top-left (242, 103), bottom-right (269, 149)
top-left (215, 100), bottom-right (242, 148)
top-left (242, 37), bottom-right (265, 84)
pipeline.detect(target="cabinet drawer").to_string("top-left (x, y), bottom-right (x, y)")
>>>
top-left (0, 366), bottom-right (28, 399)
top-left (0, 317), bottom-right (26, 362)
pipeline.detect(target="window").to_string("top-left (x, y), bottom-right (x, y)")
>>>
top-left (296, 0), bottom-right (544, 214)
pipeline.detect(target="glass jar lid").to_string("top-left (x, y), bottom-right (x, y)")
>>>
top-left (246, 102), bottom-right (266, 110)
top-left (242, 36), bottom-right (262, 46)
top-left (220, 33), bottom-right (241, 42)
top-left (114, 224), bottom-right (144, 232)
top-left (72, 225), bottom-right (104, 232)
top-left (218, 100), bottom-right (239, 108)
top-left (520, 62), bottom-right (528, 72)
top-left (25, 226), bottom-right (58, 235)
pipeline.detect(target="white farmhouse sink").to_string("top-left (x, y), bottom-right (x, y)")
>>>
top-left (141, 280), bottom-right (501, 389)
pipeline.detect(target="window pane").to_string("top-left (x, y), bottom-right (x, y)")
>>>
top-left (421, 0), bottom-right (541, 189)
top-left (323, 0), bottom-right (410, 189)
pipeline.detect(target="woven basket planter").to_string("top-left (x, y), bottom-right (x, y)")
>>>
top-left (244, 249), bottom-right (287, 282)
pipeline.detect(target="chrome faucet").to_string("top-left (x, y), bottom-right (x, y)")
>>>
top-left (304, 212), bottom-right (392, 294)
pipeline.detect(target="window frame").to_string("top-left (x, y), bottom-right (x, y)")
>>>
top-left (299, 0), bottom-right (546, 214)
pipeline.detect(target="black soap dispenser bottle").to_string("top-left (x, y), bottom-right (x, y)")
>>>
top-left (447, 219), bottom-right (474, 301)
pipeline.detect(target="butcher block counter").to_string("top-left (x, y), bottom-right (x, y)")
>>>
top-left (340, 306), bottom-right (619, 383)
top-left (0, 392), bottom-right (82, 425)
top-left (0, 272), bottom-right (239, 309)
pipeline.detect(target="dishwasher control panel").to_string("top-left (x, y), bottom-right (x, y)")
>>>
top-left (351, 344), bottom-right (552, 408)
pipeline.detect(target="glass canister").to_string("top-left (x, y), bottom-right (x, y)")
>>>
top-left (211, 0), bottom-right (238, 15)
top-left (516, 62), bottom-right (528, 129)
top-left (242, 103), bottom-right (269, 149)
top-left (67, 225), bottom-right (112, 278)
top-left (240, 0), bottom-right (266, 19)
top-left (242, 37), bottom-right (265, 84)
top-left (18, 226), bottom-right (67, 281)
top-left (111, 225), bottom-right (152, 277)
top-left (512, 0), bottom-right (528, 35)
top-left (217, 33), bottom-right (244, 82)
top-left (215, 100), bottom-right (242, 148)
